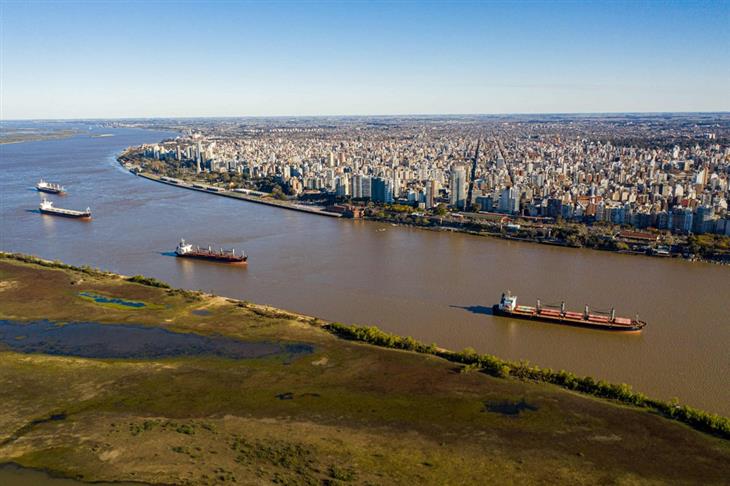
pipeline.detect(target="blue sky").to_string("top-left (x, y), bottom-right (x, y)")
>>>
top-left (1, 0), bottom-right (728, 119)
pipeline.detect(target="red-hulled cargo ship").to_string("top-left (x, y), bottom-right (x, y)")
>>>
top-left (492, 291), bottom-right (646, 332)
top-left (175, 239), bottom-right (247, 264)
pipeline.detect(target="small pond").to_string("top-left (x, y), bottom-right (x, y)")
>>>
top-left (78, 291), bottom-right (148, 308)
top-left (0, 320), bottom-right (312, 360)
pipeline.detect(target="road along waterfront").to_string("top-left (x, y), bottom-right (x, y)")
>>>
top-left (130, 168), bottom-right (343, 218)
top-left (1, 124), bottom-right (729, 415)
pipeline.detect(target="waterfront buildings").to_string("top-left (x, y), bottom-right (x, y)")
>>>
top-left (132, 114), bottom-right (730, 236)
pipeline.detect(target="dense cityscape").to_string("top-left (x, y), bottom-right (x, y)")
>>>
top-left (119, 114), bottom-right (730, 261)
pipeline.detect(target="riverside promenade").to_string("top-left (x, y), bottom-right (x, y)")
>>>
top-left (121, 163), bottom-right (343, 218)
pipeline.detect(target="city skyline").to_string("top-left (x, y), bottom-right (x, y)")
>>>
top-left (2, 0), bottom-right (729, 119)
top-left (120, 113), bottom-right (730, 240)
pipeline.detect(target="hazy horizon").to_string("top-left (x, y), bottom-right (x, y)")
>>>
top-left (3, 110), bottom-right (730, 123)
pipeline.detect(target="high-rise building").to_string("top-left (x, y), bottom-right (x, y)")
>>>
top-left (476, 195), bottom-right (493, 212)
top-left (351, 174), bottom-right (362, 198)
top-left (372, 177), bottom-right (393, 203)
top-left (336, 176), bottom-right (350, 197)
top-left (361, 176), bottom-right (372, 199)
top-left (693, 205), bottom-right (714, 234)
top-left (499, 186), bottom-right (520, 214)
top-left (449, 166), bottom-right (467, 209)
top-left (672, 207), bottom-right (694, 234)
top-left (425, 180), bottom-right (438, 209)
top-left (195, 141), bottom-right (202, 174)
top-left (350, 174), bottom-right (372, 199)
top-left (546, 198), bottom-right (562, 218)
top-left (392, 174), bottom-right (400, 198)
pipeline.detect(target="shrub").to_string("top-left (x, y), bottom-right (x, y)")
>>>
top-left (1, 252), bottom-right (111, 277)
top-left (126, 275), bottom-right (171, 288)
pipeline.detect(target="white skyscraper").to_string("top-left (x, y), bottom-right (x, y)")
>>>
top-left (195, 141), bottom-right (202, 174)
top-left (499, 186), bottom-right (520, 214)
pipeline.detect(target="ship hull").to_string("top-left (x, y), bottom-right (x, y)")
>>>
top-left (175, 253), bottom-right (247, 264)
top-left (39, 208), bottom-right (91, 219)
top-left (492, 305), bottom-right (645, 332)
top-left (37, 187), bottom-right (65, 195)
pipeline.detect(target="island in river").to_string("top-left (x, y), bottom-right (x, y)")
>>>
top-left (0, 253), bottom-right (728, 485)
top-left (0, 129), bottom-right (83, 145)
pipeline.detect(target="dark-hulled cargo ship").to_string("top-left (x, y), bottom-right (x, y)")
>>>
top-left (175, 239), bottom-right (247, 264)
top-left (36, 179), bottom-right (66, 194)
top-left (39, 199), bottom-right (91, 219)
top-left (493, 291), bottom-right (646, 332)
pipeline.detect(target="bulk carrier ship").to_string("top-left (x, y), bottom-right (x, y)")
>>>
top-left (39, 199), bottom-right (91, 219)
top-left (175, 239), bottom-right (247, 264)
top-left (36, 179), bottom-right (66, 194)
top-left (493, 291), bottom-right (646, 332)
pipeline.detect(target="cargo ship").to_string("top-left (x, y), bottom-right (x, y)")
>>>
top-left (39, 199), bottom-right (91, 219)
top-left (493, 291), bottom-right (646, 332)
top-left (36, 179), bottom-right (66, 194)
top-left (175, 239), bottom-right (247, 264)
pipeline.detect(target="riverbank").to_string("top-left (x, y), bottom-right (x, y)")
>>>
top-left (117, 151), bottom-right (730, 266)
top-left (117, 157), bottom-right (343, 219)
top-left (365, 209), bottom-right (730, 265)
top-left (0, 252), bottom-right (728, 484)
top-left (369, 217), bottom-right (730, 266)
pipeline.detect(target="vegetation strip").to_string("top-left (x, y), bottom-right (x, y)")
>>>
top-left (323, 322), bottom-right (730, 440)
top-left (2, 253), bottom-right (172, 290)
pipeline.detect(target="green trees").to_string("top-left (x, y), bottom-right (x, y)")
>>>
top-left (566, 234), bottom-right (582, 247)
top-left (324, 323), bottom-right (435, 354)
top-left (126, 275), bottom-right (171, 288)
top-left (271, 185), bottom-right (288, 200)
top-left (384, 203), bottom-right (412, 213)
top-left (688, 234), bottom-right (730, 257)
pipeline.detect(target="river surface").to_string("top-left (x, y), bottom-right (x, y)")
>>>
top-left (1, 124), bottom-right (728, 415)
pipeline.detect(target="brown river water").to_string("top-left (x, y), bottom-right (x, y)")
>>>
top-left (1, 124), bottom-right (729, 416)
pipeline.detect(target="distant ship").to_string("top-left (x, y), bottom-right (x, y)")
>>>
top-left (36, 179), bottom-right (66, 194)
top-left (493, 291), bottom-right (646, 332)
top-left (39, 199), bottom-right (91, 219)
top-left (175, 239), bottom-right (247, 264)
